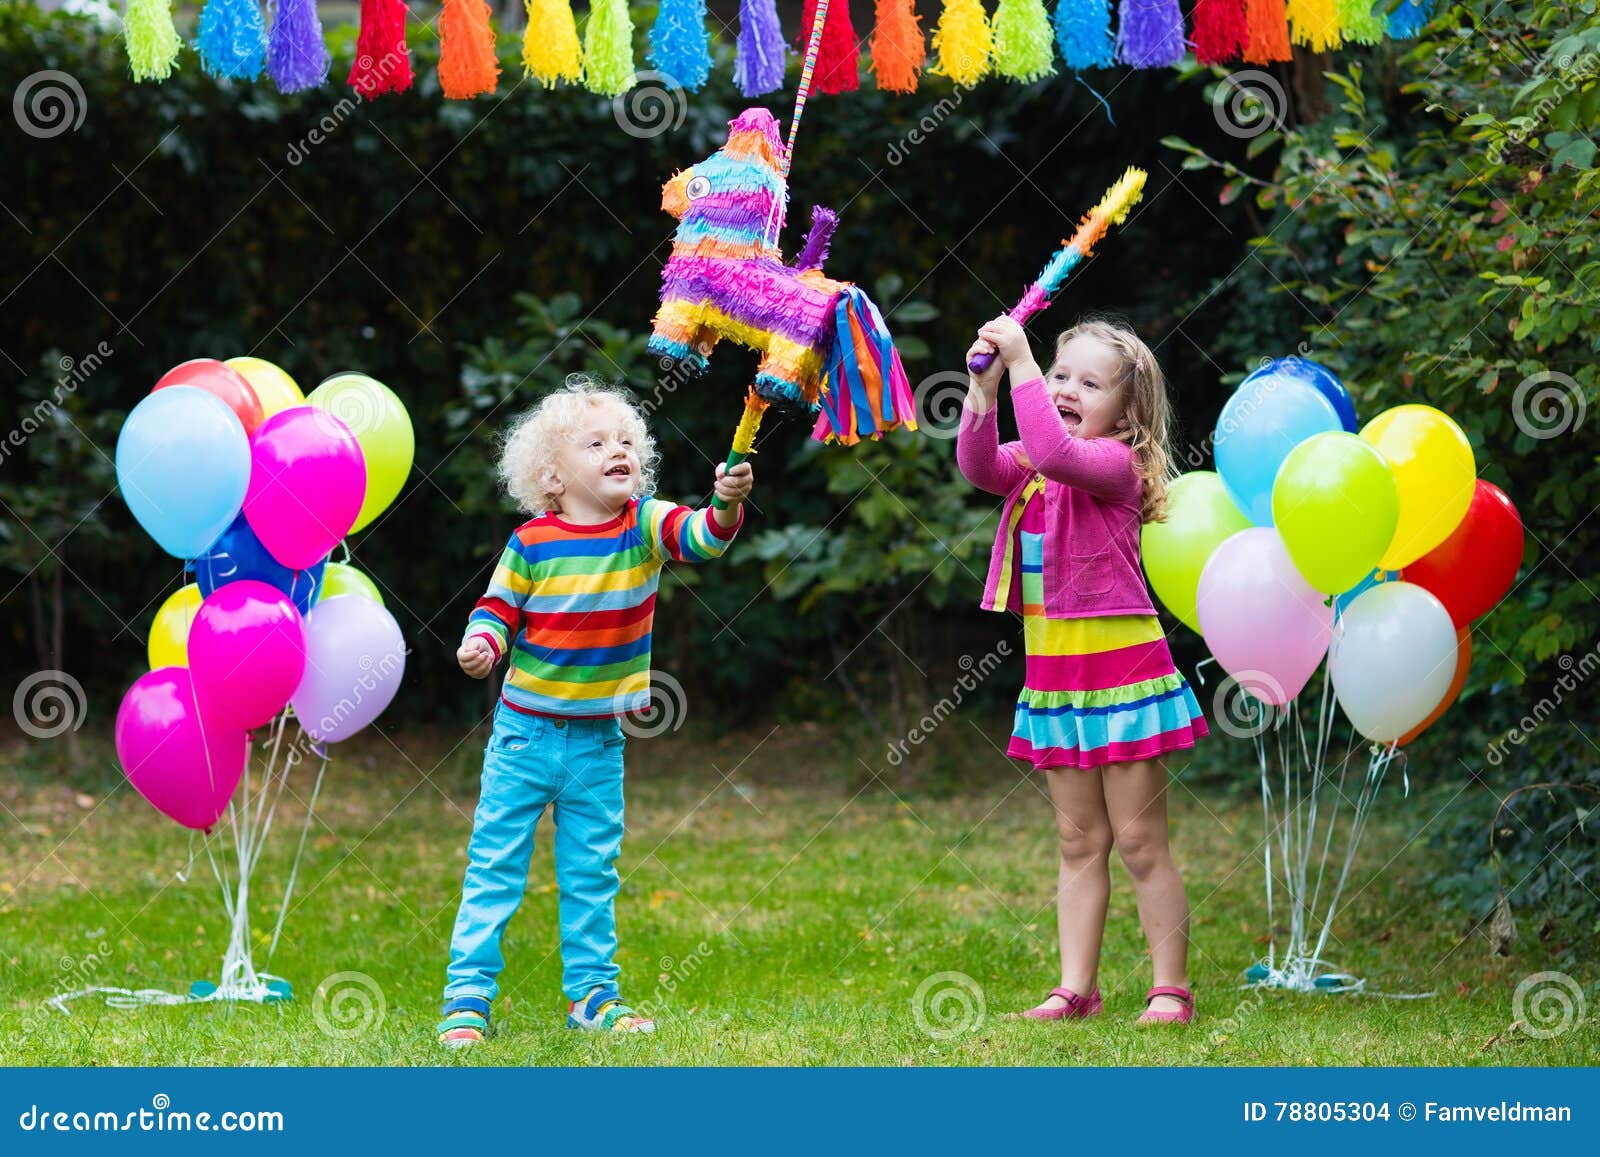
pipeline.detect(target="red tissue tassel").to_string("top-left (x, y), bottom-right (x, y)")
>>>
top-left (798, 0), bottom-right (861, 95)
top-left (1243, 0), bottom-right (1292, 63)
top-left (1193, 0), bottom-right (1248, 65)
top-left (349, 0), bottom-right (414, 96)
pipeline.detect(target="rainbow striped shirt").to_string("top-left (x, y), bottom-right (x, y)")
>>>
top-left (464, 497), bottom-right (743, 717)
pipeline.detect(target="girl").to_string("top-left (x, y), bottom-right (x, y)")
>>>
top-left (958, 314), bottom-right (1208, 1025)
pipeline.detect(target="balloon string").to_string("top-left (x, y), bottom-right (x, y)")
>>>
top-left (269, 744), bottom-right (327, 961)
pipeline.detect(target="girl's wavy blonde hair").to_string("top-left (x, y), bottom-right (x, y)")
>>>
top-left (1054, 316), bottom-right (1176, 524)
top-left (499, 376), bottom-right (659, 514)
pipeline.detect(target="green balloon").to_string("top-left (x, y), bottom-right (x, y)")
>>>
top-left (1272, 432), bottom-right (1400, 595)
top-left (1141, 472), bottom-right (1251, 634)
top-left (307, 373), bottom-right (414, 534)
top-left (318, 562), bottom-right (385, 607)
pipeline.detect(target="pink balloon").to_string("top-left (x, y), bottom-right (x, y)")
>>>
top-left (243, 407), bottom-right (366, 570)
top-left (115, 667), bottom-right (248, 831)
top-left (1196, 527), bottom-right (1333, 705)
top-left (189, 579), bottom-right (307, 730)
top-left (291, 596), bottom-right (406, 743)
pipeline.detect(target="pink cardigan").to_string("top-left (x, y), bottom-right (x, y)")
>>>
top-left (957, 377), bottom-right (1156, 619)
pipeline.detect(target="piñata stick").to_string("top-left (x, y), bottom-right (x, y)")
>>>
top-left (968, 166), bottom-right (1147, 374)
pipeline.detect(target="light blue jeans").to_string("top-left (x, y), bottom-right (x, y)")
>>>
top-left (443, 700), bottom-right (627, 1005)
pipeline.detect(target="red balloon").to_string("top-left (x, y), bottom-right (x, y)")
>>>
top-left (154, 359), bottom-right (265, 435)
top-left (1398, 628), bottom-right (1471, 747)
top-left (1402, 480), bottom-right (1523, 627)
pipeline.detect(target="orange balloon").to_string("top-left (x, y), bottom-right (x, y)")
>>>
top-left (1397, 627), bottom-right (1471, 747)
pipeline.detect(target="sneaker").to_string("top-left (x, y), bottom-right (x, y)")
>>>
top-left (567, 987), bottom-right (654, 1033)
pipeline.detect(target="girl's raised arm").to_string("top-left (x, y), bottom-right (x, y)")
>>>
top-left (1010, 377), bottom-right (1141, 506)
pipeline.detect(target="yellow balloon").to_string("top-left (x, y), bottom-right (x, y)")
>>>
top-left (1360, 404), bottom-right (1476, 570)
top-left (225, 357), bottom-right (304, 419)
top-left (307, 373), bottom-right (414, 534)
top-left (148, 583), bottom-right (202, 669)
top-left (319, 562), bottom-right (385, 606)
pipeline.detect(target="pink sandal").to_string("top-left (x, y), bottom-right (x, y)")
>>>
top-left (1019, 986), bottom-right (1103, 1021)
top-left (1137, 985), bottom-right (1195, 1025)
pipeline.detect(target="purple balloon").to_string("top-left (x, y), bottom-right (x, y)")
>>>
top-left (291, 596), bottom-right (406, 743)
top-left (116, 667), bottom-right (248, 831)
top-left (1196, 528), bottom-right (1333, 706)
top-left (189, 579), bottom-right (307, 730)
top-left (244, 407), bottom-right (366, 571)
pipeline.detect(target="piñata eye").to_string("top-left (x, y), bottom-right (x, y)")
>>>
top-left (686, 176), bottom-right (711, 201)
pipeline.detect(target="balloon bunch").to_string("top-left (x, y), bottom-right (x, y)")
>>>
top-left (1143, 355), bottom-right (1523, 995)
top-left (97, 358), bottom-right (412, 1006)
top-left (1145, 356), bottom-right (1522, 747)
top-left (115, 357), bottom-right (414, 832)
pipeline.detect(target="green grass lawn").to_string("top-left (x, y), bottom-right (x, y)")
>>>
top-left (2, 721), bottom-right (1594, 1066)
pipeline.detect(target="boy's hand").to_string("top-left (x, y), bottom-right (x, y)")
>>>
top-left (967, 336), bottom-right (1004, 404)
top-left (977, 315), bottom-right (1030, 366)
top-left (457, 637), bottom-right (495, 679)
top-left (713, 460), bottom-right (754, 508)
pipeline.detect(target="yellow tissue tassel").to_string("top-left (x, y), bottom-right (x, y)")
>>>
top-left (1286, 0), bottom-right (1343, 52)
top-left (932, 0), bottom-right (991, 87)
top-left (522, 0), bottom-right (583, 86)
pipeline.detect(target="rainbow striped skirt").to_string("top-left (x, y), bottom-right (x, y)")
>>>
top-left (1003, 479), bottom-right (1207, 770)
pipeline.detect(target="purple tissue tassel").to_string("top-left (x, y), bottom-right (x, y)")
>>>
top-left (1116, 0), bottom-right (1185, 69)
top-left (268, 0), bottom-right (331, 93)
top-left (735, 0), bottom-right (787, 98)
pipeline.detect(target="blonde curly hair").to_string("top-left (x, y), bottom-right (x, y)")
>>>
top-left (498, 376), bottom-right (659, 514)
top-left (1053, 316), bottom-right (1176, 525)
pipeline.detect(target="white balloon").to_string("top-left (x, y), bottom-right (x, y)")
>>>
top-left (291, 596), bottom-right (406, 743)
top-left (1329, 582), bottom-right (1457, 743)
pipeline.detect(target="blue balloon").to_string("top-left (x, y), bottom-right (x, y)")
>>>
top-left (1241, 357), bottom-right (1359, 433)
top-left (1214, 375), bottom-right (1343, 526)
top-left (196, 513), bottom-right (327, 615)
top-left (1334, 568), bottom-right (1401, 620)
top-left (116, 386), bottom-right (250, 558)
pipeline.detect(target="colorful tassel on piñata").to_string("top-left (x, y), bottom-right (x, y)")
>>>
top-left (1388, 0), bottom-right (1435, 39)
top-left (1117, 0), bottom-right (1185, 69)
top-left (196, 0), bottom-right (267, 80)
top-left (267, 0), bottom-right (329, 92)
top-left (522, 0), bottom-right (583, 86)
top-left (1286, 0), bottom-right (1342, 51)
top-left (871, 0), bottom-right (924, 93)
top-left (124, 0), bottom-right (183, 82)
top-left (1335, 0), bottom-right (1386, 43)
top-left (1054, 0), bottom-right (1116, 70)
top-left (933, 0), bottom-right (992, 87)
top-left (799, 0), bottom-right (861, 95)
top-left (439, 0), bottom-right (500, 98)
top-left (1193, 0), bottom-right (1248, 65)
top-left (583, 0), bottom-right (636, 97)
top-left (992, 0), bottom-right (1055, 83)
top-left (650, 0), bottom-right (713, 91)
top-left (810, 287), bottom-right (918, 446)
top-left (735, 0), bottom-right (786, 96)
top-left (349, 0), bottom-right (413, 95)
top-left (1243, 0), bottom-right (1292, 62)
